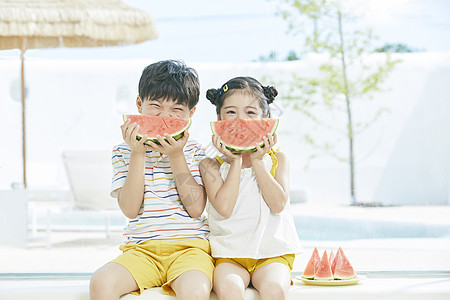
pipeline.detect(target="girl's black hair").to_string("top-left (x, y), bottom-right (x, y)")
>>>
top-left (206, 77), bottom-right (278, 116)
top-left (138, 60), bottom-right (200, 109)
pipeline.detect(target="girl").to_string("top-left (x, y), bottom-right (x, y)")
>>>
top-left (200, 77), bottom-right (301, 300)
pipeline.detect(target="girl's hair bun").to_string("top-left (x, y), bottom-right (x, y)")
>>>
top-left (206, 88), bottom-right (220, 105)
top-left (262, 85), bottom-right (278, 104)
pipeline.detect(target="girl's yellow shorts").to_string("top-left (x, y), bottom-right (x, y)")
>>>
top-left (110, 238), bottom-right (214, 296)
top-left (214, 253), bottom-right (295, 276)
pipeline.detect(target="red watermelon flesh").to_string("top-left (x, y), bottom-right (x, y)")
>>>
top-left (123, 115), bottom-right (191, 145)
top-left (314, 250), bottom-right (334, 280)
top-left (330, 247), bottom-right (340, 275)
top-left (333, 247), bottom-right (356, 280)
top-left (302, 247), bottom-right (321, 279)
top-left (211, 118), bottom-right (279, 153)
top-left (329, 249), bottom-right (335, 271)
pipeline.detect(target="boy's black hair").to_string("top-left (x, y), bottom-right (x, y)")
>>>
top-left (138, 60), bottom-right (200, 109)
top-left (206, 76), bottom-right (278, 116)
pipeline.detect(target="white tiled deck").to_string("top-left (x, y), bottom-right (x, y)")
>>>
top-left (1, 203), bottom-right (450, 299)
top-left (1, 272), bottom-right (449, 300)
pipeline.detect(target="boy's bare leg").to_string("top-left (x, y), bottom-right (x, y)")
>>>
top-left (170, 270), bottom-right (211, 300)
top-left (251, 262), bottom-right (291, 300)
top-left (90, 262), bottom-right (139, 300)
top-left (213, 262), bottom-right (250, 300)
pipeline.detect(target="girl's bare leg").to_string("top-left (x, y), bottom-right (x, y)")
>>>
top-left (251, 262), bottom-right (291, 300)
top-left (213, 262), bottom-right (250, 300)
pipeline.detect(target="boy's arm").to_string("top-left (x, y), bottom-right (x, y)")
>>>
top-left (146, 132), bottom-right (207, 218)
top-left (115, 119), bottom-right (148, 219)
top-left (252, 151), bottom-right (290, 214)
top-left (169, 154), bottom-right (207, 218)
top-left (200, 157), bottom-right (241, 218)
top-left (116, 151), bottom-right (146, 219)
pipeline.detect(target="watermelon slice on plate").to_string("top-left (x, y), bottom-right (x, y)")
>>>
top-left (332, 247), bottom-right (356, 280)
top-left (302, 247), bottom-right (321, 279)
top-left (329, 249), bottom-right (335, 273)
top-left (298, 276), bottom-right (364, 286)
top-left (296, 247), bottom-right (361, 286)
top-left (314, 250), bottom-right (334, 280)
top-left (210, 118), bottom-right (279, 153)
top-left (123, 115), bottom-right (191, 145)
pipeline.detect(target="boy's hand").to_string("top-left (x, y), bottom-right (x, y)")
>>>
top-left (251, 133), bottom-right (277, 162)
top-left (145, 131), bottom-right (189, 158)
top-left (121, 119), bottom-right (148, 154)
top-left (212, 134), bottom-right (241, 161)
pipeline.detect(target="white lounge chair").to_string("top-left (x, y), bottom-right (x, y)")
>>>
top-left (44, 151), bottom-right (126, 248)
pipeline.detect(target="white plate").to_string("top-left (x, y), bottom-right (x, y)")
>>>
top-left (295, 275), bottom-right (366, 286)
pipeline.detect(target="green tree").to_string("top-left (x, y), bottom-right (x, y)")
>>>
top-left (375, 43), bottom-right (421, 53)
top-left (275, 0), bottom-right (401, 205)
top-left (257, 50), bottom-right (300, 61)
top-left (258, 51), bottom-right (279, 62)
top-left (286, 50), bottom-right (301, 60)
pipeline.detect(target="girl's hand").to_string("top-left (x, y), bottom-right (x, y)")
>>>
top-left (121, 119), bottom-right (148, 154)
top-left (251, 133), bottom-right (277, 162)
top-left (145, 130), bottom-right (189, 158)
top-left (212, 134), bottom-right (241, 161)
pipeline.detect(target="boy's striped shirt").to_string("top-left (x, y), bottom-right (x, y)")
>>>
top-left (111, 140), bottom-right (208, 245)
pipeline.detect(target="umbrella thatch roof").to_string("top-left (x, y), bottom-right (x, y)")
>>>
top-left (0, 0), bottom-right (158, 188)
top-left (0, 0), bottom-right (158, 50)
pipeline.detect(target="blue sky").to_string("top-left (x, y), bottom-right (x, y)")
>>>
top-left (1, 0), bottom-right (449, 62)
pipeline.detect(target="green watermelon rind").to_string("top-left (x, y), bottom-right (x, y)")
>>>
top-left (122, 115), bottom-right (191, 145)
top-left (210, 118), bottom-right (279, 153)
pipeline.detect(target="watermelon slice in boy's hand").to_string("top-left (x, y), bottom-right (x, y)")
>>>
top-left (123, 115), bottom-right (191, 145)
top-left (210, 118), bottom-right (279, 153)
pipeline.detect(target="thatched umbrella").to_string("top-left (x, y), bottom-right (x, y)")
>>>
top-left (0, 0), bottom-right (158, 188)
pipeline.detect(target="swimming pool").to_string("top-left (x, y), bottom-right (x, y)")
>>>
top-left (294, 214), bottom-right (450, 241)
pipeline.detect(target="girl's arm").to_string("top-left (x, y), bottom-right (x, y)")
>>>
top-left (200, 157), bottom-right (241, 218)
top-left (252, 151), bottom-right (290, 213)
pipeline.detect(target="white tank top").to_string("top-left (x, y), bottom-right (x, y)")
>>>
top-left (206, 153), bottom-right (302, 259)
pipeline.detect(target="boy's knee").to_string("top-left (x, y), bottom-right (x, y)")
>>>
top-left (89, 271), bottom-right (105, 298)
top-left (89, 267), bottom-right (126, 299)
top-left (171, 270), bottom-right (212, 300)
top-left (177, 285), bottom-right (210, 300)
top-left (89, 269), bottom-right (113, 296)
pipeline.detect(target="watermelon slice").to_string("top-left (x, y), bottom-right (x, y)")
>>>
top-left (302, 247), bottom-right (321, 279)
top-left (330, 248), bottom-right (339, 276)
top-left (329, 249), bottom-right (335, 271)
top-left (123, 115), bottom-right (191, 145)
top-left (314, 250), bottom-right (334, 280)
top-left (332, 247), bottom-right (356, 280)
top-left (210, 118), bottom-right (279, 153)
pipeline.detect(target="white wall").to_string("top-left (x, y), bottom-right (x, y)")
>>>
top-left (1, 52), bottom-right (449, 205)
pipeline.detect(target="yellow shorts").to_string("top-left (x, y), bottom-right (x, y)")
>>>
top-left (214, 253), bottom-right (295, 277)
top-left (110, 238), bottom-right (214, 296)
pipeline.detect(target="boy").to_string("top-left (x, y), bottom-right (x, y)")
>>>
top-left (90, 60), bottom-right (214, 300)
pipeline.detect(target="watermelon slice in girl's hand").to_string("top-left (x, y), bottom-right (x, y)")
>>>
top-left (211, 118), bottom-right (279, 153)
top-left (314, 250), bottom-right (334, 280)
top-left (302, 247), bottom-right (321, 279)
top-left (123, 115), bottom-right (191, 145)
top-left (332, 247), bottom-right (356, 280)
